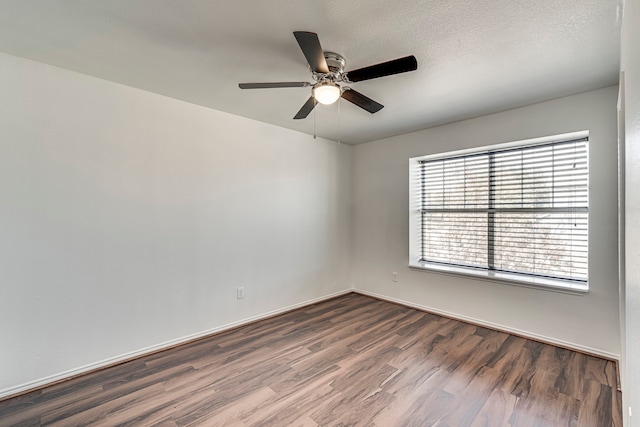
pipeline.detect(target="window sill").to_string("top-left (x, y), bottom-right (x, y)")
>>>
top-left (409, 262), bottom-right (588, 295)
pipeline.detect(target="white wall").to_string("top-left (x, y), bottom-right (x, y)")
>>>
top-left (353, 87), bottom-right (620, 358)
top-left (0, 52), bottom-right (352, 397)
top-left (622, 0), bottom-right (640, 422)
top-left (0, 47), bottom-right (625, 404)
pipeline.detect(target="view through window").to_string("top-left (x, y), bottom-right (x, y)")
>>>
top-left (410, 135), bottom-right (589, 290)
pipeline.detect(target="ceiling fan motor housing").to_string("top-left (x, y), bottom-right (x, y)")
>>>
top-left (313, 52), bottom-right (347, 84)
top-left (324, 52), bottom-right (346, 74)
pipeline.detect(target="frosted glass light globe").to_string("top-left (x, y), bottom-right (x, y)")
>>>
top-left (313, 83), bottom-right (341, 105)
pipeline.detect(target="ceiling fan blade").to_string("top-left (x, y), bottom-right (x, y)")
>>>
top-left (293, 96), bottom-right (317, 119)
top-left (293, 31), bottom-right (330, 74)
top-left (345, 55), bottom-right (417, 83)
top-left (239, 82), bottom-right (310, 89)
top-left (341, 88), bottom-right (384, 113)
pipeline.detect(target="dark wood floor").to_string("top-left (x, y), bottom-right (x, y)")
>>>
top-left (0, 293), bottom-right (622, 426)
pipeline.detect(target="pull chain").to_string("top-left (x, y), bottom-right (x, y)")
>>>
top-left (313, 98), bottom-right (317, 139)
top-left (337, 96), bottom-right (341, 144)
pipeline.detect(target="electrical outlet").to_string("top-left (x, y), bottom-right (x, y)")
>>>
top-left (237, 286), bottom-right (245, 299)
top-left (392, 272), bottom-right (398, 282)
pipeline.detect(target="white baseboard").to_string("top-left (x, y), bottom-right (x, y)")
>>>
top-left (353, 289), bottom-right (620, 361)
top-left (2, 287), bottom-right (618, 400)
top-left (0, 289), bottom-right (352, 400)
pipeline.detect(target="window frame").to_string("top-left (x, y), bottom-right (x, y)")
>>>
top-left (409, 131), bottom-right (589, 294)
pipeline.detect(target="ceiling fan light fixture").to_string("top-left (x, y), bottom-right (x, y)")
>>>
top-left (313, 82), bottom-right (341, 105)
top-left (239, 31), bottom-right (418, 119)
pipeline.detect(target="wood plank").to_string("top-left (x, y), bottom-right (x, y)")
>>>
top-left (0, 293), bottom-right (622, 426)
top-left (471, 388), bottom-right (518, 427)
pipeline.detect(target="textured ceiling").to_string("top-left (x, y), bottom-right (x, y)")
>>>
top-left (0, 0), bottom-right (622, 145)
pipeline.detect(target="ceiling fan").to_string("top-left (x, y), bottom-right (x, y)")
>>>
top-left (239, 31), bottom-right (418, 119)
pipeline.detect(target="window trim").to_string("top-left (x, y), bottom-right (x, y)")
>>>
top-left (409, 131), bottom-right (589, 293)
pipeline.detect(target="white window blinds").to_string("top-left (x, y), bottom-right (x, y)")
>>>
top-left (418, 138), bottom-right (588, 283)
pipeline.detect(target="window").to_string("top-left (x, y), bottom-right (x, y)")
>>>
top-left (409, 133), bottom-right (589, 292)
